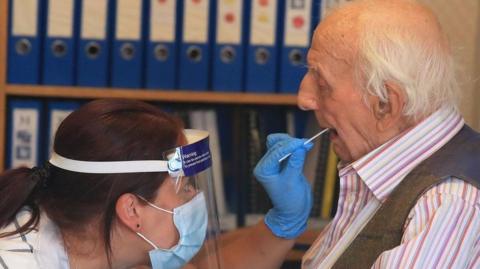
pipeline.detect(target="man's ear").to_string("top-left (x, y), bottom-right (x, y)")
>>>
top-left (115, 193), bottom-right (144, 232)
top-left (372, 82), bottom-right (406, 131)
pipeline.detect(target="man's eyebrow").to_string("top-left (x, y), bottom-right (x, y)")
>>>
top-left (307, 64), bottom-right (323, 77)
top-left (309, 65), bottom-right (332, 86)
top-left (306, 63), bottom-right (318, 71)
top-left (306, 55), bottom-right (314, 68)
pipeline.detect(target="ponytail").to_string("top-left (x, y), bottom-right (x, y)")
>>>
top-left (0, 165), bottom-right (50, 237)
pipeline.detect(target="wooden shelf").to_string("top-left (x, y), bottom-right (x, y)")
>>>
top-left (5, 85), bottom-right (298, 106)
top-left (0, 0), bottom-right (299, 169)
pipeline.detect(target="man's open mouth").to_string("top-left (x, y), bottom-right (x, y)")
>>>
top-left (329, 128), bottom-right (339, 139)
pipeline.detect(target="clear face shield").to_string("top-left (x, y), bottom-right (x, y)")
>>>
top-left (162, 130), bottom-right (223, 269)
top-left (49, 130), bottom-right (223, 269)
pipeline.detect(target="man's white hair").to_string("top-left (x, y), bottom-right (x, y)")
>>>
top-left (353, 3), bottom-right (459, 121)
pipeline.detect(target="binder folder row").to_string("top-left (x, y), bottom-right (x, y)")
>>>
top-left (7, 0), bottom-right (322, 93)
top-left (6, 98), bottom-right (80, 169)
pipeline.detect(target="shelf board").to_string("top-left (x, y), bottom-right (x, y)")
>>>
top-left (5, 85), bottom-right (298, 106)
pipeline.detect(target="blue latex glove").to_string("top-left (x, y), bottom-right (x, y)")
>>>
top-left (254, 133), bottom-right (314, 239)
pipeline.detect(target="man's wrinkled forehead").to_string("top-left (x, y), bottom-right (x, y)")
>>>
top-left (310, 5), bottom-right (362, 67)
top-left (306, 10), bottom-right (361, 80)
top-left (309, 0), bottom-right (447, 69)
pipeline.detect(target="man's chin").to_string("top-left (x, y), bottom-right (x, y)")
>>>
top-left (331, 143), bottom-right (352, 163)
top-left (329, 129), bottom-right (339, 141)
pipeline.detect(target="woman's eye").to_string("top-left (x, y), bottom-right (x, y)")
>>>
top-left (182, 180), bottom-right (196, 193)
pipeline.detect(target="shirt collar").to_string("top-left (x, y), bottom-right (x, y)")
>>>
top-left (35, 212), bottom-right (70, 269)
top-left (342, 107), bottom-right (464, 201)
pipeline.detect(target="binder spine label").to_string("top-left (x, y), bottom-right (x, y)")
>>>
top-left (216, 0), bottom-right (243, 44)
top-left (12, 0), bottom-right (38, 36)
top-left (81, 0), bottom-right (108, 40)
top-left (116, 0), bottom-right (142, 40)
top-left (49, 110), bottom-right (71, 155)
top-left (150, 0), bottom-right (176, 42)
top-left (12, 109), bottom-right (38, 168)
top-left (183, 0), bottom-right (210, 43)
top-left (47, 0), bottom-right (75, 38)
top-left (250, 0), bottom-right (277, 45)
top-left (284, 0), bottom-right (312, 47)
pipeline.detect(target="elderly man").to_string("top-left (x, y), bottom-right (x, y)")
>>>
top-left (193, 0), bottom-right (479, 268)
top-left (292, 0), bottom-right (480, 268)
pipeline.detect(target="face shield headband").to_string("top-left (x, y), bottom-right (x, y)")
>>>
top-left (48, 129), bottom-right (212, 182)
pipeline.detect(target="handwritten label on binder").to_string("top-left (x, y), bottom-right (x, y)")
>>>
top-left (183, 0), bottom-right (210, 43)
top-left (116, 0), bottom-right (142, 40)
top-left (284, 0), bottom-right (312, 47)
top-left (250, 0), bottom-right (278, 46)
top-left (150, 0), bottom-right (176, 42)
top-left (12, 109), bottom-right (38, 168)
top-left (81, 0), bottom-right (108, 40)
top-left (12, 0), bottom-right (38, 36)
top-left (47, 0), bottom-right (74, 38)
top-left (216, 0), bottom-right (243, 44)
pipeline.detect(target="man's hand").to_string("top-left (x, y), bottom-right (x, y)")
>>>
top-left (254, 133), bottom-right (314, 239)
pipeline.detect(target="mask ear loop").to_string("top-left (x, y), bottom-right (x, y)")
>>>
top-left (175, 175), bottom-right (183, 194)
top-left (137, 196), bottom-right (174, 214)
top-left (135, 196), bottom-right (175, 250)
top-left (136, 232), bottom-right (159, 250)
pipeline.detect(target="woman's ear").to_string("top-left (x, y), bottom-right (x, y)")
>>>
top-left (115, 193), bottom-right (144, 232)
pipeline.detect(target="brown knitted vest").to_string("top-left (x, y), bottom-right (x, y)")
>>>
top-left (333, 125), bottom-right (480, 269)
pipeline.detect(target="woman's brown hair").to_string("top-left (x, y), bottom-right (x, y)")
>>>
top-left (0, 99), bottom-right (183, 262)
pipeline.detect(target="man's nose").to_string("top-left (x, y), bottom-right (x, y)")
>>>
top-left (297, 75), bottom-right (320, 111)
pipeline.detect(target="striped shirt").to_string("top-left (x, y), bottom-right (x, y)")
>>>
top-left (302, 107), bottom-right (480, 268)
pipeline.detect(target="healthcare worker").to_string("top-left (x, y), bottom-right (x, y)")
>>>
top-left (0, 99), bottom-right (223, 269)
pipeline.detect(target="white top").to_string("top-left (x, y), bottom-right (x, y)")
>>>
top-left (0, 209), bottom-right (69, 269)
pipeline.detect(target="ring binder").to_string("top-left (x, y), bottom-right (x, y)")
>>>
top-left (7, 0), bottom-right (43, 84)
top-left (42, 0), bottom-right (77, 85)
top-left (178, 0), bottom-right (215, 91)
top-left (212, 0), bottom-right (247, 92)
top-left (76, 0), bottom-right (111, 87)
top-left (245, 0), bottom-right (282, 93)
top-left (111, 0), bottom-right (145, 88)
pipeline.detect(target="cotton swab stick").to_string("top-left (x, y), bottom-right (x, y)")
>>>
top-left (278, 128), bottom-right (330, 163)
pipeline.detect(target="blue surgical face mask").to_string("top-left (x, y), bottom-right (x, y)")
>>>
top-left (136, 192), bottom-right (208, 269)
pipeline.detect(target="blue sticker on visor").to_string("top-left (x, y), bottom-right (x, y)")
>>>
top-left (179, 136), bottom-right (212, 176)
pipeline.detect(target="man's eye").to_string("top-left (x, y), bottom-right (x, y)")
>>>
top-left (310, 69), bottom-right (325, 84)
top-left (318, 80), bottom-right (328, 89)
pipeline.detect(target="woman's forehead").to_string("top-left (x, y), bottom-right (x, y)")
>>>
top-left (177, 132), bottom-right (188, 146)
